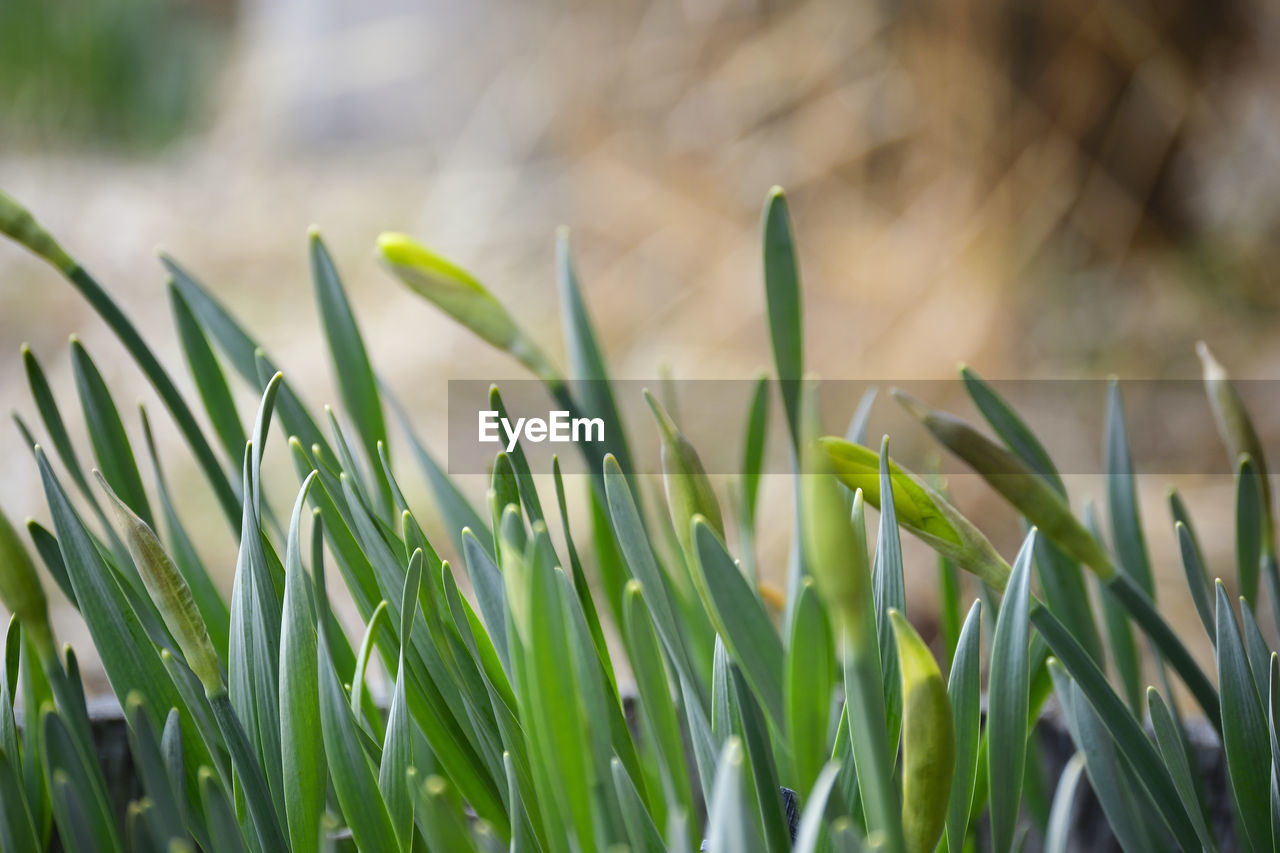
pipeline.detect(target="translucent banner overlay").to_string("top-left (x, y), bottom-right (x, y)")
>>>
top-left (445, 379), bottom-right (1277, 476)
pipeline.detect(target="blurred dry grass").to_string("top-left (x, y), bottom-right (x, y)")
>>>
top-left (1, 0), bottom-right (1278, 693)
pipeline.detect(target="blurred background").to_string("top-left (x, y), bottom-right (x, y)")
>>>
top-left (2, 0), bottom-right (1279, 693)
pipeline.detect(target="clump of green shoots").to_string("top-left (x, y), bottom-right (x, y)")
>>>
top-left (0, 184), bottom-right (1272, 852)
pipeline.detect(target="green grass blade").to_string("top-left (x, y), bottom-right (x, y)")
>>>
top-left (1200, 343), bottom-right (1275, 563)
top-left (412, 772), bottom-right (478, 853)
top-left (312, 537), bottom-right (400, 852)
top-left (380, 551), bottom-right (422, 851)
top-left (1031, 604), bottom-right (1199, 842)
top-left (792, 762), bottom-right (840, 853)
top-left (1041, 753), bottom-right (1084, 853)
top-left (1103, 381), bottom-right (1152, 594)
top-left (611, 757), bottom-right (666, 853)
top-left (959, 364), bottom-right (1064, 495)
top-left (0, 193), bottom-right (241, 529)
top-left (169, 283), bottom-right (247, 468)
top-left (1147, 688), bottom-right (1216, 851)
top-left (728, 663), bottom-right (791, 853)
top-left (34, 447), bottom-right (215, 793)
top-left (761, 188), bottom-right (803, 447)
top-left (40, 709), bottom-right (122, 853)
top-left (556, 228), bottom-right (634, 473)
top-left (987, 531), bottom-right (1034, 853)
top-left (310, 230), bottom-right (392, 514)
top-left (786, 578), bottom-right (835, 795)
top-left (692, 519), bottom-right (785, 729)
top-left (705, 738), bottom-right (766, 853)
top-left (1237, 455), bottom-right (1264, 611)
top-left (944, 600), bottom-right (981, 853)
top-left (198, 766), bottom-right (249, 853)
top-left (25, 519), bottom-right (75, 609)
top-left (741, 374), bottom-right (769, 526)
top-left (123, 694), bottom-right (186, 845)
top-left (163, 255), bottom-right (335, 470)
top-left (488, 386), bottom-right (544, 525)
top-left (1047, 663), bottom-right (1161, 853)
top-left (801, 439), bottom-right (902, 852)
top-left (1215, 581), bottom-right (1273, 852)
top-left (70, 337), bottom-right (153, 527)
top-left (604, 455), bottom-right (701, 703)
top-left (873, 438), bottom-right (906, 754)
top-left (552, 457), bottom-right (615, 687)
top-left (0, 745), bottom-right (40, 853)
top-left (279, 475), bottom-right (325, 853)
top-left (22, 345), bottom-right (97, 507)
top-left (621, 580), bottom-right (696, 822)
top-left (1175, 520), bottom-right (1216, 644)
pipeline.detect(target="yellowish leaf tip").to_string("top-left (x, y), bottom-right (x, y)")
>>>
top-left (307, 224), bottom-right (322, 241)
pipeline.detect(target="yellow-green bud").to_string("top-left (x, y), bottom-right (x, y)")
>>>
top-left (95, 472), bottom-right (222, 693)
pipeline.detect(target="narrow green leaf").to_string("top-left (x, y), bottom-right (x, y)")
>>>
top-left (1175, 520), bottom-right (1215, 644)
top-left (1032, 605), bottom-right (1200, 843)
top-left (741, 374), bottom-right (769, 526)
top-left (552, 456), bottom-right (615, 687)
top-left (960, 365), bottom-right (1065, 494)
top-left (604, 455), bottom-right (700, 702)
top-left (70, 337), bottom-right (153, 527)
top-left (944, 600), bottom-right (981, 853)
top-left (34, 447), bottom-right (215, 794)
top-left (705, 738), bottom-right (766, 853)
top-left (1237, 455), bottom-right (1264, 611)
top-left (310, 229), bottom-right (392, 513)
top-left (0, 745), bottom-right (39, 853)
top-left (22, 345), bottom-right (97, 508)
top-left (846, 387), bottom-right (877, 446)
top-left (762, 187), bottom-right (803, 447)
top-left (1048, 663), bottom-right (1159, 853)
top-left (1104, 381), bottom-right (1152, 595)
top-left (622, 581), bottom-right (695, 821)
top-left (556, 229), bottom-right (634, 472)
top-left (801, 437), bottom-right (902, 852)
top-left (279, 475), bottom-right (325, 853)
top-left (380, 550), bottom-right (423, 851)
top-left (169, 283), bottom-right (247, 467)
top-left (792, 762), bottom-right (840, 853)
top-left (349, 600), bottom-right (390, 737)
top-left (1041, 753), bottom-right (1085, 853)
top-left (313, 536), bottom-right (400, 853)
top-left (692, 519), bottom-right (785, 729)
top-left (1147, 688), bottom-right (1216, 851)
top-left (987, 530), bottom-right (1034, 853)
top-left (729, 663), bottom-right (791, 853)
top-left (873, 438), bottom-right (906, 754)
top-left (25, 519), bottom-right (75, 609)
top-left (0, 193), bottom-right (240, 529)
top-left (412, 772), bottom-right (477, 853)
top-left (123, 694), bottom-right (186, 845)
top-left (1200, 342), bottom-right (1275, 560)
top-left (786, 579), bottom-right (835, 795)
top-left (198, 766), bottom-right (248, 853)
top-left (611, 758), bottom-right (665, 853)
top-left (1216, 581), bottom-right (1273, 852)
top-left (40, 709), bottom-right (122, 853)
